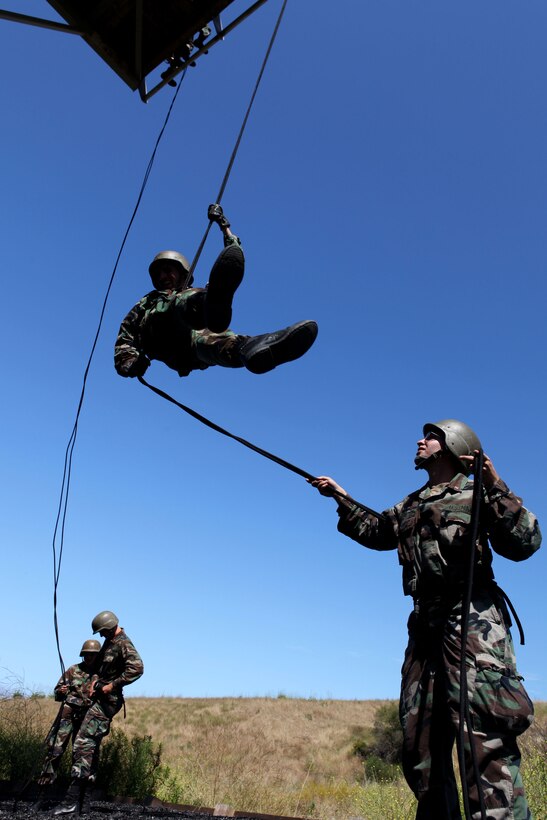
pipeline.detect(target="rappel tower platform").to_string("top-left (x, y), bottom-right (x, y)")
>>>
top-left (0, 0), bottom-right (268, 101)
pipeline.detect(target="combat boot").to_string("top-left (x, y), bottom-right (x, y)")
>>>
top-left (79, 780), bottom-right (92, 816)
top-left (205, 244), bottom-right (245, 333)
top-left (239, 320), bottom-right (318, 374)
top-left (30, 784), bottom-right (50, 812)
top-left (53, 779), bottom-right (82, 815)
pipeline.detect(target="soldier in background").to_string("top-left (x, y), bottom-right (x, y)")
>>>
top-left (114, 203), bottom-right (318, 381)
top-left (311, 419), bottom-right (541, 820)
top-left (54, 611), bottom-right (143, 816)
top-left (37, 640), bottom-right (101, 788)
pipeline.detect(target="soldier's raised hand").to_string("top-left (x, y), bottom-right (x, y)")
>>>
top-left (460, 450), bottom-right (500, 488)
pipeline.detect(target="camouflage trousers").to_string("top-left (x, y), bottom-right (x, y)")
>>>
top-left (141, 288), bottom-right (246, 376)
top-left (40, 704), bottom-right (86, 781)
top-left (400, 592), bottom-right (534, 820)
top-left (70, 701), bottom-right (119, 780)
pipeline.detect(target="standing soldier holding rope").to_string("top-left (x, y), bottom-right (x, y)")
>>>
top-left (311, 420), bottom-right (541, 820)
top-left (36, 640), bottom-right (101, 789)
top-left (54, 611), bottom-right (143, 816)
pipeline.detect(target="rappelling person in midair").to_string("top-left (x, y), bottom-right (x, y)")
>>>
top-left (114, 204), bottom-right (318, 380)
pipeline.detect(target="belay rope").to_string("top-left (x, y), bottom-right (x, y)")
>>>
top-left (138, 376), bottom-right (384, 520)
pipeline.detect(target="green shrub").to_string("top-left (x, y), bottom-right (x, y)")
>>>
top-left (0, 695), bottom-right (49, 785)
top-left (521, 723), bottom-right (547, 816)
top-left (363, 754), bottom-right (401, 783)
top-left (97, 729), bottom-right (167, 800)
top-left (353, 702), bottom-right (403, 766)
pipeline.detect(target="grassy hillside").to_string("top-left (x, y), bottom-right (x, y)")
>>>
top-left (4, 696), bottom-right (546, 819)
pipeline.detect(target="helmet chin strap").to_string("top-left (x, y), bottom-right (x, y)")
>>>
top-left (414, 450), bottom-right (445, 471)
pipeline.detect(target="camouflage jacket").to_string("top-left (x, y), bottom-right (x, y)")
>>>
top-left (337, 474), bottom-right (541, 608)
top-left (97, 629), bottom-right (143, 689)
top-left (115, 234), bottom-right (241, 377)
top-left (54, 662), bottom-right (97, 709)
top-left (96, 629), bottom-right (143, 716)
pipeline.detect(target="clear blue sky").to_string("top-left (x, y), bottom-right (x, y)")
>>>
top-left (1, 1), bottom-right (546, 701)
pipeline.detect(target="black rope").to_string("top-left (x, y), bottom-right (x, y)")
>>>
top-left (138, 375), bottom-right (385, 520)
top-left (50, 0), bottom-right (289, 677)
top-left (14, 696), bottom-right (68, 804)
top-left (458, 450), bottom-right (488, 820)
top-left (190, 0), bottom-right (290, 274)
top-left (50, 70), bottom-right (188, 678)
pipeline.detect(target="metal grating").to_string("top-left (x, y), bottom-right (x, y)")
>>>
top-left (45, 0), bottom-right (239, 90)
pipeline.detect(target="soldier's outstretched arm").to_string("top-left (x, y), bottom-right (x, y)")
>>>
top-left (310, 476), bottom-right (398, 552)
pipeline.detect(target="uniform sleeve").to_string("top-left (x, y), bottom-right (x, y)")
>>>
top-left (223, 233), bottom-right (242, 249)
top-left (113, 640), bottom-right (144, 689)
top-left (114, 300), bottom-right (148, 377)
top-left (53, 671), bottom-right (68, 701)
top-left (53, 665), bottom-right (76, 700)
top-left (336, 497), bottom-right (399, 551)
top-left (485, 479), bottom-right (542, 561)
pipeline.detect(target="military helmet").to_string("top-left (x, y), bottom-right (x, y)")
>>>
top-left (92, 610), bottom-right (119, 634)
top-left (423, 419), bottom-right (481, 473)
top-left (80, 639), bottom-right (101, 656)
top-left (149, 250), bottom-right (194, 288)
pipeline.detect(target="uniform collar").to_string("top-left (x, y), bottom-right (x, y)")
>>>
top-left (418, 472), bottom-right (470, 500)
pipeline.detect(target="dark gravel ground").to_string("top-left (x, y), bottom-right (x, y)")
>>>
top-left (0, 800), bottom-right (226, 820)
top-left (0, 798), bottom-right (299, 820)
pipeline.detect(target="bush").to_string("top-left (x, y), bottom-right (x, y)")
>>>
top-left (363, 754), bottom-right (401, 783)
top-left (96, 729), bottom-right (167, 800)
top-left (0, 694), bottom-right (50, 785)
top-left (521, 723), bottom-right (547, 816)
top-left (353, 702), bottom-right (403, 768)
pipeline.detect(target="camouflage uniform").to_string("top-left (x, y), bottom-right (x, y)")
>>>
top-left (70, 629), bottom-right (143, 780)
top-left (337, 473), bottom-right (541, 820)
top-left (115, 235), bottom-right (246, 378)
top-left (40, 664), bottom-right (96, 782)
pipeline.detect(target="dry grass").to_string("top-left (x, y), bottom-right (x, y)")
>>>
top-left (118, 697), bottom-right (389, 786)
top-left (11, 696), bottom-right (546, 819)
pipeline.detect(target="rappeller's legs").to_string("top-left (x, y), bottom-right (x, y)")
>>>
top-left (204, 243), bottom-right (245, 333)
top-left (190, 320), bottom-right (318, 374)
top-left (199, 242), bottom-right (318, 372)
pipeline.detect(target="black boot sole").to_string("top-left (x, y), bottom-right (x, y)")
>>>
top-left (205, 245), bottom-right (245, 333)
top-left (243, 320), bottom-right (318, 374)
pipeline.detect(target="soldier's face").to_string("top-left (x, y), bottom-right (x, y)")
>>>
top-left (99, 626), bottom-right (117, 639)
top-left (153, 261), bottom-right (184, 290)
top-left (416, 431), bottom-right (444, 461)
top-left (82, 652), bottom-right (97, 667)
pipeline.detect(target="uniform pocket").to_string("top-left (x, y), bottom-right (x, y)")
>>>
top-left (470, 664), bottom-right (534, 736)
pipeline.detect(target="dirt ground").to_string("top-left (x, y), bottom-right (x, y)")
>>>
top-left (0, 797), bottom-right (302, 820)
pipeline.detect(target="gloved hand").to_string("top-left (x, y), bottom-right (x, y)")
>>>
top-left (120, 354), bottom-right (150, 378)
top-left (207, 203), bottom-right (230, 229)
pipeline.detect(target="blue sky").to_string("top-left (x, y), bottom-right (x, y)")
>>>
top-left (1, 1), bottom-right (546, 701)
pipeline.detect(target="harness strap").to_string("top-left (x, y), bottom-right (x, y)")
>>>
top-left (491, 581), bottom-right (525, 645)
